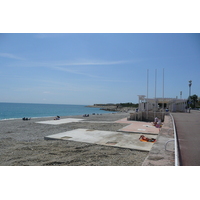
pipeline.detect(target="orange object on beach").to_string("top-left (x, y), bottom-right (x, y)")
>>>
top-left (139, 135), bottom-right (156, 143)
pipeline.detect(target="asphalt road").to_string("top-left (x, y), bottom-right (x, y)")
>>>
top-left (172, 110), bottom-right (200, 166)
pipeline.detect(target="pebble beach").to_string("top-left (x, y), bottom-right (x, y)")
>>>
top-left (0, 112), bottom-right (149, 166)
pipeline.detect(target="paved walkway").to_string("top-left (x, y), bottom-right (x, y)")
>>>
top-left (142, 114), bottom-right (175, 166)
top-left (172, 110), bottom-right (200, 166)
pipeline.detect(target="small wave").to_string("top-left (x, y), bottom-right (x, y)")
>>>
top-left (0, 118), bottom-right (19, 121)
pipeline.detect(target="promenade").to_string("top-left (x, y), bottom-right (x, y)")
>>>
top-left (172, 110), bottom-right (200, 166)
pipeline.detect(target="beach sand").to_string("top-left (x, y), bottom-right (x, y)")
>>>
top-left (0, 112), bottom-right (149, 166)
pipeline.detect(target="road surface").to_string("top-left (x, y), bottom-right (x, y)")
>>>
top-left (172, 110), bottom-right (200, 166)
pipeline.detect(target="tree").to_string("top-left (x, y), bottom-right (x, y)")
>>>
top-left (188, 94), bottom-right (198, 108)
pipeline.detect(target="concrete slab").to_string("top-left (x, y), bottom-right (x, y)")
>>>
top-left (44, 128), bottom-right (157, 151)
top-left (36, 118), bottom-right (84, 125)
top-left (115, 118), bottom-right (159, 135)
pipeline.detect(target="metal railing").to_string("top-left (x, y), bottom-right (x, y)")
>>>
top-left (165, 139), bottom-right (174, 152)
top-left (169, 113), bottom-right (180, 166)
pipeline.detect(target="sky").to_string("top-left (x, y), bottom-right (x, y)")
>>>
top-left (0, 33), bottom-right (200, 105)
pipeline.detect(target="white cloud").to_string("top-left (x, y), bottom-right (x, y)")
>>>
top-left (0, 53), bottom-right (24, 60)
top-left (51, 66), bottom-right (102, 78)
top-left (46, 59), bottom-right (134, 78)
top-left (2, 58), bottom-right (136, 83)
top-left (4, 59), bottom-right (133, 68)
top-left (50, 66), bottom-right (132, 83)
top-left (55, 60), bottom-right (131, 66)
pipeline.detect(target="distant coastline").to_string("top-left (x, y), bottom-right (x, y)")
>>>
top-left (86, 103), bottom-right (138, 112)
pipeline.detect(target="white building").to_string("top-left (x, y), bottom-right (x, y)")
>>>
top-left (138, 95), bottom-right (187, 112)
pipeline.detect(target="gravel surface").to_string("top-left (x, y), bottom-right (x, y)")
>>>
top-left (0, 113), bottom-right (148, 166)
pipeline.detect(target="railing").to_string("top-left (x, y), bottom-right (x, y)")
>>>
top-left (169, 113), bottom-right (180, 166)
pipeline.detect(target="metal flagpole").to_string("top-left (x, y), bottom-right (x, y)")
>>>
top-left (154, 69), bottom-right (157, 119)
top-left (155, 69), bottom-right (157, 98)
top-left (162, 68), bottom-right (165, 121)
top-left (147, 69), bottom-right (149, 121)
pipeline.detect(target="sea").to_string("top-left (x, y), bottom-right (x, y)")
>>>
top-left (0, 102), bottom-right (114, 120)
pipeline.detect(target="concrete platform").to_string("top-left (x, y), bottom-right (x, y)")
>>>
top-left (115, 118), bottom-right (159, 135)
top-left (36, 118), bottom-right (84, 125)
top-left (44, 128), bottom-right (157, 151)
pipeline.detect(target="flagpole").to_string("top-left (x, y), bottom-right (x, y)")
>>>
top-left (147, 69), bottom-right (149, 121)
top-left (154, 69), bottom-right (157, 119)
top-left (162, 68), bottom-right (165, 121)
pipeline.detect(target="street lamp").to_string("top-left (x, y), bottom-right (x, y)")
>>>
top-left (189, 80), bottom-right (192, 97)
top-left (188, 80), bottom-right (192, 109)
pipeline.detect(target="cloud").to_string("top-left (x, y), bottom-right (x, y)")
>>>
top-left (2, 58), bottom-right (136, 82)
top-left (5, 58), bottom-right (133, 78)
top-left (3, 58), bottom-right (137, 85)
top-left (0, 53), bottom-right (24, 60)
top-left (50, 66), bottom-right (133, 83)
top-left (55, 60), bottom-right (131, 66)
top-left (51, 66), bottom-right (102, 78)
top-left (4, 59), bottom-right (133, 68)
top-left (47, 59), bottom-right (134, 77)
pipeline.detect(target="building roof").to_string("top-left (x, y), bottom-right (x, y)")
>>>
top-left (138, 95), bottom-right (187, 104)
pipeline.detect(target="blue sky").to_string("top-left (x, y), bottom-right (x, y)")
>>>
top-left (0, 33), bottom-right (200, 105)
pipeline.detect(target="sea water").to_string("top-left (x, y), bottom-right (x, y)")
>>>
top-left (0, 102), bottom-right (114, 120)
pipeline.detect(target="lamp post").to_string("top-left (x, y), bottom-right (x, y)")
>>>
top-left (189, 80), bottom-right (192, 97)
top-left (188, 80), bottom-right (192, 110)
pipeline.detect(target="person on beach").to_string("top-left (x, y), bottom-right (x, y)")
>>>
top-left (152, 117), bottom-right (162, 128)
top-left (185, 105), bottom-right (188, 112)
top-left (152, 117), bottom-right (158, 126)
top-left (54, 116), bottom-right (60, 120)
top-left (156, 119), bottom-right (162, 128)
top-left (22, 117), bottom-right (31, 120)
